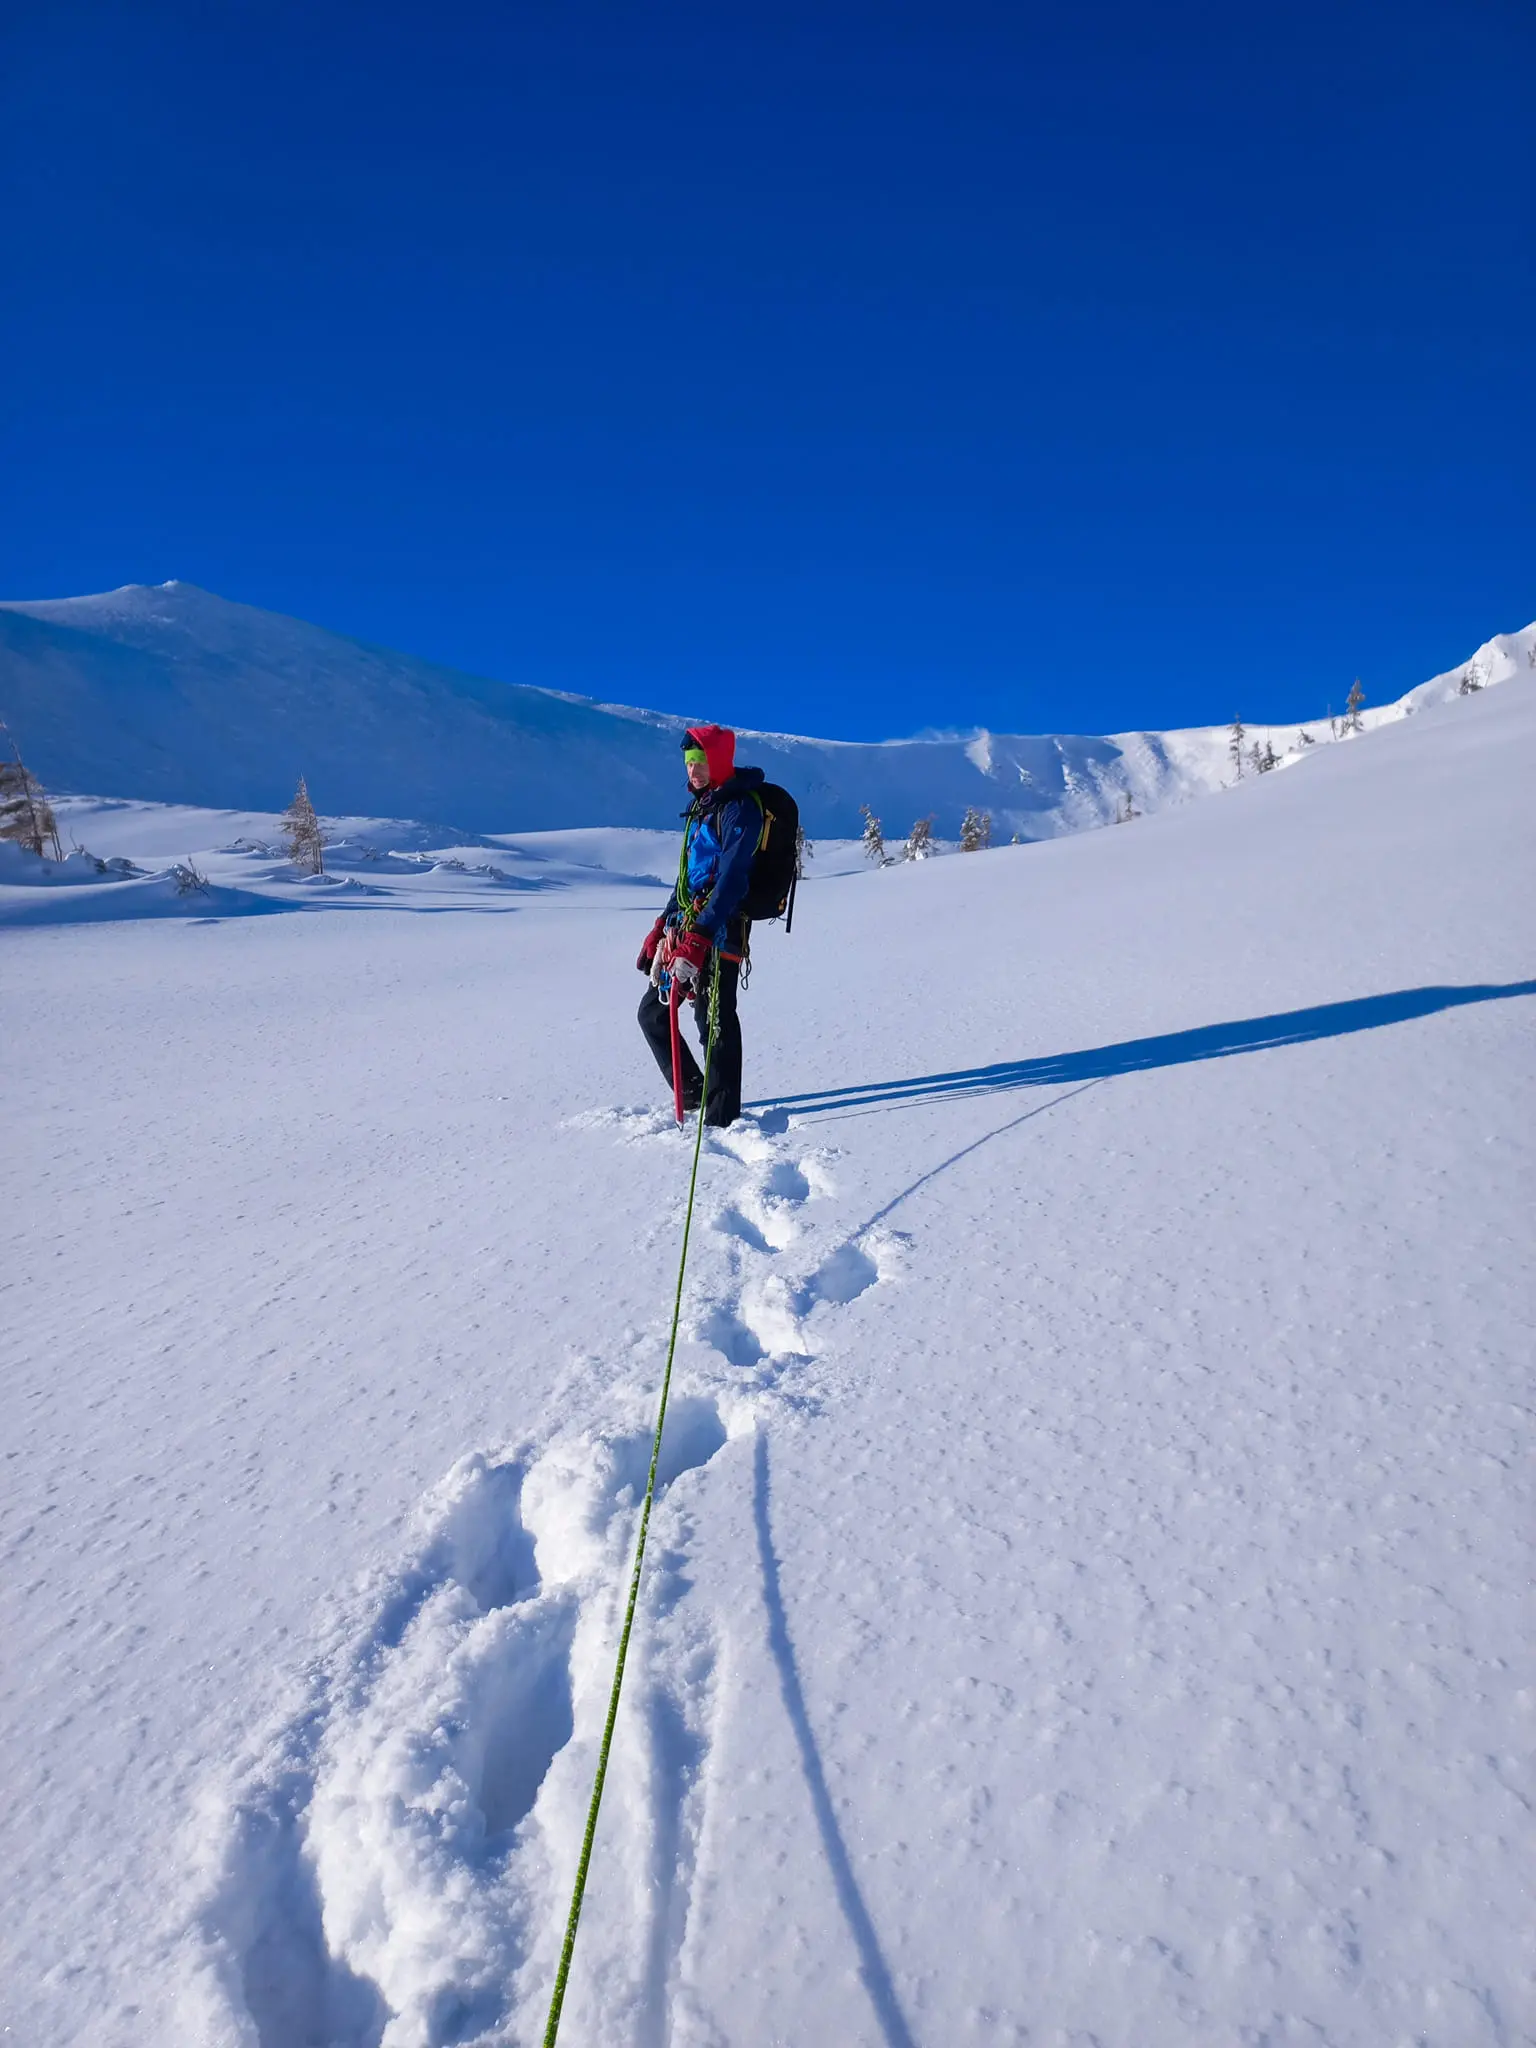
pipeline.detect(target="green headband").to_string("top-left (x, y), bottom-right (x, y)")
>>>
top-left (683, 745), bottom-right (708, 766)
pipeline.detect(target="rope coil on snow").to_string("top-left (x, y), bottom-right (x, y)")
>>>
top-left (542, 954), bottom-right (720, 2046)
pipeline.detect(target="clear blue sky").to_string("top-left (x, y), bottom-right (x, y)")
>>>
top-left (2, 0), bottom-right (1530, 738)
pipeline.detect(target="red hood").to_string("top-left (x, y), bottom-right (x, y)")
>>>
top-left (684, 723), bottom-right (736, 787)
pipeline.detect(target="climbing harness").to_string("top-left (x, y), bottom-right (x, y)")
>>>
top-left (542, 954), bottom-right (721, 2048)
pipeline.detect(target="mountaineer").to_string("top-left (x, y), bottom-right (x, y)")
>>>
top-left (636, 722), bottom-right (797, 1127)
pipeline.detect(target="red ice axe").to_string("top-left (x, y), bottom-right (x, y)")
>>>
top-left (668, 976), bottom-right (687, 1126)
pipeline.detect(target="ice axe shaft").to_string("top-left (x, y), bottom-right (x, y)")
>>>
top-left (669, 979), bottom-right (686, 1125)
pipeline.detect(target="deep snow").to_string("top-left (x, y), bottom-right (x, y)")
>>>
top-left (3, 579), bottom-right (1530, 839)
top-left (1, 681), bottom-right (1531, 2046)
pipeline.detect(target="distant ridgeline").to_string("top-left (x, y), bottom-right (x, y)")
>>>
top-left (1, 583), bottom-right (1530, 842)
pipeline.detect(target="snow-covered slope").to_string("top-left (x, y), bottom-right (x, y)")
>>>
top-left (4, 580), bottom-right (1529, 838)
top-left (2, 679), bottom-right (1530, 2047)
top-left (0, 800), bottom-right (876, 929)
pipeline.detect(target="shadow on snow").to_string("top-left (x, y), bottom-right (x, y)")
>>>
top-left (752, 981), bottom-right (1536, 1120)
top-left (753, 1435), bottom-right (919, 2048)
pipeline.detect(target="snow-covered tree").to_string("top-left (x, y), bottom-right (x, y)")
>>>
top-left (958, 806), bottom-right (992, 851)
top-left (0, 728), bottom-right (63, 859)
top-left (859, 804), bottom-right (886, 865)
top-left (904, 815), bottom-right (935, 861)
top-left (1458, 662), bottom-right (1484, 695)
top-left (282, 777), bottom-right (327, 874)
top-left (1260, 737), bottom-right (1279, 772)
top-left (1228, 715), bottom-right (1246, 779)
top-left (1295, 728), bottom-right (1315, 748)
top-left (1343, 678), bottom-right (1366, 734)
top-left (1115, 792), bottom-right (1139, 823)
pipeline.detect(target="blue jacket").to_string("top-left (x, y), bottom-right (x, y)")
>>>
top-left (667, 767), bottom-right (765, 946)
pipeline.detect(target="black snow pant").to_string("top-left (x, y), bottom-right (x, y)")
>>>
top-left (638, 955), bottom-right (743, 1126)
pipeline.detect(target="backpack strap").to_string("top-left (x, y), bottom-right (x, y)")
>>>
top-left (680, 789), bottom-right (767, 931)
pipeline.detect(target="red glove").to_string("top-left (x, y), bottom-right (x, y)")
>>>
top-left (669, 927), bottom-right (712, 991)
top-left (636, 914), bottom-right (667, 974)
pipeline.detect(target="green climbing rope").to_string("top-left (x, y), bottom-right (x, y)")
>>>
top-left (542, 954), bottom-right (720, 2047)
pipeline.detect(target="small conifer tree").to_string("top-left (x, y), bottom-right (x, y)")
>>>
top-left (282, 777), bottom-right (327, 874)
top-left (1228, 714), bottom-right (1246, 779)
top-left (0, 726), bottom-right (63, 859)
top-left (1457, 662), bottom-right (1483, 695)
top-left (1115, 792), bottom-right (1140, 823)
top-left (904, 815), bottom-right (935, 861)
top-left (958, 806), bottom-right (992, 851)
top-left (1295, 727), bottom-right (1315, 748)
top-left (1343, 678), bottom-right (1366, 734)
top-left (859, 804), bottom-right (886, 865)
top-left (171, 857), bottom-right (210, 896)
top-left (1260, 737), bottom-right (1279, 772)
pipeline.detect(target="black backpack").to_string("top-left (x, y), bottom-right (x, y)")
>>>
top-left (741, 781), bottom-right (801, 928)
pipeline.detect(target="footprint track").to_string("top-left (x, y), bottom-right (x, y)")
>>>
top-left (193, 1112), bottom-right (902, 2044)
top-left (695, 1129), bottom-right (901, 1370)
top-left (192, 1399), bottom-right (736, 2047)
top-left (698, 1302), bottom-right (767, 1368)
top-left (705, 1139), bottom-right (829, 1262)
top-left (794, 1238), bottom-right (881, 1310)
top-left (761, 1159), bottom-right (812, 1203)
top-left (711, 1205), bottom-right (775, 1256)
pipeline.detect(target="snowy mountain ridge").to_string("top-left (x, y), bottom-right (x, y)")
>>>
top-left (2, 579), bottom-right (1529, 839)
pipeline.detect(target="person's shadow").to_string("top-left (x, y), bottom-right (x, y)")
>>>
top-left (753, 1434), bottom-right (920, 2048)
top-left (752, 981), bottom-right (1535, 1120)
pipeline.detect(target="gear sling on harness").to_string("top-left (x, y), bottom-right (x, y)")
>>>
top-left (542, 954), bottom-right (720, 2046)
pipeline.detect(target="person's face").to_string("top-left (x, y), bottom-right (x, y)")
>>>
top-left (686, 758), bottom-right (711, 792)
